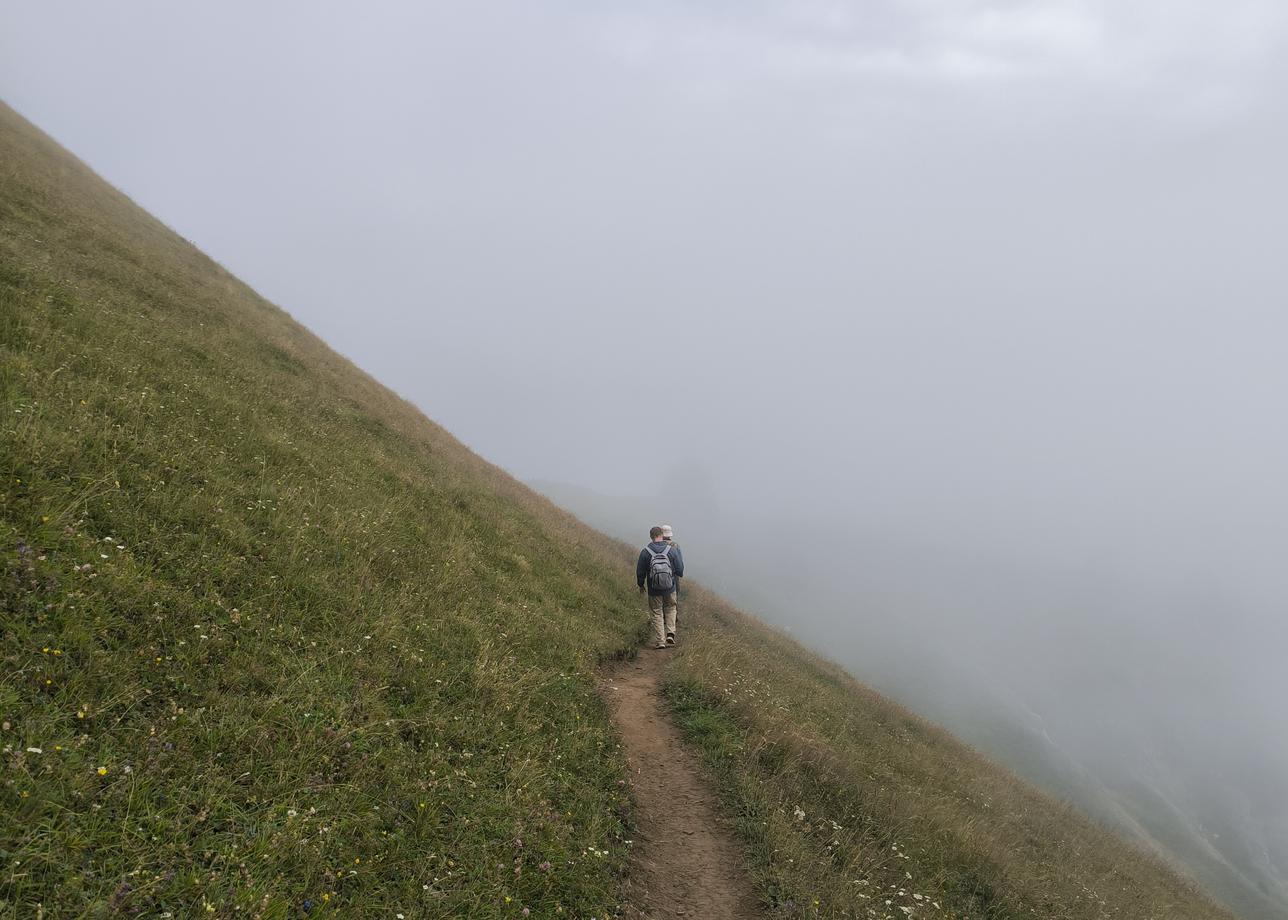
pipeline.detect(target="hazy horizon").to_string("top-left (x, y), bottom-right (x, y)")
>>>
top-left (4, 2), bottom-right (1287, 915)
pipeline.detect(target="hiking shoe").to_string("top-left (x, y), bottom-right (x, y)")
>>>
top-left (665, 633), bottom-right (676, 646)
top-left (654, 642), bottom-right (668, 650)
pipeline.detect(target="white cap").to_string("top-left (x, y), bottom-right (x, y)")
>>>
top-left (661, 524), bottom-right (674, 539)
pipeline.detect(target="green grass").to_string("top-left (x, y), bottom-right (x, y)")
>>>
top-left (0, 101), bottom-right (646, 918)
top-left (0, 98), bottom-right (1232, 919)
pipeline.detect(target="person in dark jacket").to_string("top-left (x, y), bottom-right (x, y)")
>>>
top-left (637, 525), bottom-right (683, 648)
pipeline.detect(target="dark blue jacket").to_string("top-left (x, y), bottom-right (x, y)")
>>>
top-left (637, 541), bottom-right (684, 597)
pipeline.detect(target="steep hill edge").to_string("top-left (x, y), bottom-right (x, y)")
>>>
top-left (0, 100), bottom-right (1232, 919)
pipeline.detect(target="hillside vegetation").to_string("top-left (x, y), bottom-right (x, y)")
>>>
top-left (1, 100), bottom-right (1230, 919)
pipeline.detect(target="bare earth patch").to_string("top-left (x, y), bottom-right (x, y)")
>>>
top-left (604, 649), bottom-right (762, 920)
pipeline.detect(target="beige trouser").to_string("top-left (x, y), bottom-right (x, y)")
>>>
top-left (648, 592), bottom-right (678, 645)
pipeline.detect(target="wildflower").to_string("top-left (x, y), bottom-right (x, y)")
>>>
top-left (97, 766), bottom-right (108, 776)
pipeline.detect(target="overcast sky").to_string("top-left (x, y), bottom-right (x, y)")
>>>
top-left (3, 2), bottom-right (1288, 915)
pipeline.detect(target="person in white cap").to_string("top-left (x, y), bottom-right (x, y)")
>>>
top-left (659, 525), bottom-right (683, 619)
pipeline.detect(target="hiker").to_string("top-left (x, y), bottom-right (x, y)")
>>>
top-left (637, 525), bottom-right (683, 649)
top-left (660, 523), bottom-right (683, 611)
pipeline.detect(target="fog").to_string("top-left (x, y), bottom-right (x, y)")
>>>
top-left (3, 2), bottom-right (1286, 914)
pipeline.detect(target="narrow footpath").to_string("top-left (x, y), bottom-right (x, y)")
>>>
top-left (603, 649), bottom-right (762, 920)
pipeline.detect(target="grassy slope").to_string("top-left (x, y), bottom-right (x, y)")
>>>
top-left (0, 101), bottom-right (1229, 920)
top-left (664, 596), bottom-right (1230, 919)
top-left (0, 102), bottom-right (646, 918)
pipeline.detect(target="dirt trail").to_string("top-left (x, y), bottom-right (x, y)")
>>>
top-left (603, 649), bottom-right (762, 920)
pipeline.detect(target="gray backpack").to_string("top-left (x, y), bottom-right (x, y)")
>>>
top-left (647, 545), bottom-right (675, 592)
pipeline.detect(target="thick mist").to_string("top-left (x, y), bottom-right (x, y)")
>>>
top-left (4, 2), bottom-right (1287, 915)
